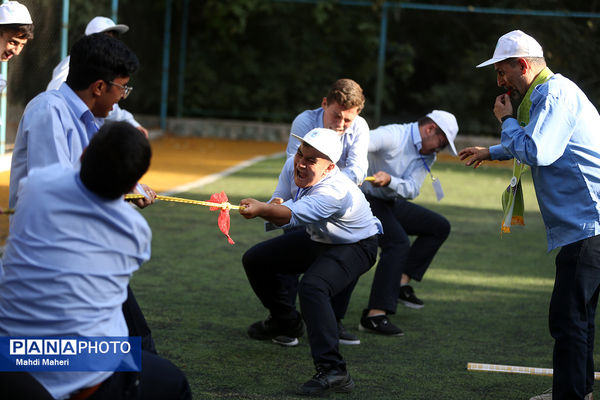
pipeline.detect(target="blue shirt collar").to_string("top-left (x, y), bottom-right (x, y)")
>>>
top-left (58, 82), bottom-right (95, 123)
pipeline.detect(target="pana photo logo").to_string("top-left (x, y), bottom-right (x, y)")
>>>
top-left (10, 339), bottom-right (132, 355)
top-left (0, 336), bottom-right (141, 372)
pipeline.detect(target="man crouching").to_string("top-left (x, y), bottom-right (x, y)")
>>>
top-left (239, 128), bottom-right (382, 395)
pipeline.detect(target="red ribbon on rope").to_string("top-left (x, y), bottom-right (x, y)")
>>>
top-left (209, 191), bottom-right (235, 245)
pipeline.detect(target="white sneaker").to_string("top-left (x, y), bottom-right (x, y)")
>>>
top-left (529, 388), bottom-right (552, 400)
top-left (530, 388), bottom-right (593, 400)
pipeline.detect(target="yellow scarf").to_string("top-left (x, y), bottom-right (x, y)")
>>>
top-left (501, 67), bottom-right (554, 233)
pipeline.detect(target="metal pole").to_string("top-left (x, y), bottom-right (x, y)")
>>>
top-left (176, 0), bottom-right (190, 118)
top-left (374, 2), bottom-right (388, 127)
top-left (60, 0), bottom-right (69, 59)
top-left (111, 0), bottom-right (119, 23)
top-left (160, 0), bottom-right (172, 131)
top-left (0, 0), bottom-right (6, 154)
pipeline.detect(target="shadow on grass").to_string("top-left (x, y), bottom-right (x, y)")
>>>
top-left (131, 159), bottom-right (589, 400)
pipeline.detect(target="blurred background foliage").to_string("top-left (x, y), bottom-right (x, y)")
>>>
top-left (8, 0), bottom-right (600, 136)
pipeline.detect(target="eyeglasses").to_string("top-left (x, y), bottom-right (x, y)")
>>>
top-left (108, 81), bottom-right (133, 99)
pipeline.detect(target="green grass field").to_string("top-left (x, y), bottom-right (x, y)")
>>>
top-left (133, 156), bottom-right (593, 399)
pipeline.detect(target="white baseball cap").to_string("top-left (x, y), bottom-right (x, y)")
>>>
top-left (0, 1), bottom-right (32, 25)
top-left (427, 110), bottom-right (459, 156)
top-left (85, 16), bottom-right (129, 36)
top-left (476, 30), bottom-right (543, 68)
top-left (291, 128), bottom-right (342, 164)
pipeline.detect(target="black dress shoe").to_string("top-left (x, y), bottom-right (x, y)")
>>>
top-left (299, 366), bottom-right (355, 395)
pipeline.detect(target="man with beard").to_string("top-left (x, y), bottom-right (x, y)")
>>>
top-left (359, 110), bottom-right (458, 336)
top-left (459, 30), bottom-right (600, 400)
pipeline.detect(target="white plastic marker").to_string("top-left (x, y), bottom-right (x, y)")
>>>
top-left (467, 363), bottom-right (600, 381)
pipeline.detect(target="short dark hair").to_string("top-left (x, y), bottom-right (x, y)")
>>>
top-left (67, 33), bottom-right (139, 91)
top-left (506, 56), bottom-right (546, 69)
top-left (418, 116), bottom-right (444, 137)
top-left (0, 24), bottom-right (34, 39)
top-left (80, 121), bottom-right (151, 199)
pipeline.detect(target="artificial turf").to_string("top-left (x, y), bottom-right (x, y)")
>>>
top-left (133, 156), bottom-right (593, 399)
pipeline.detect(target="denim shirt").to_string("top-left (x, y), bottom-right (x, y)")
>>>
top-left (490, 74), bottom-right (600, 250)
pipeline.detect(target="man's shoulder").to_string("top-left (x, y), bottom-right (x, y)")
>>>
top-left (370, 123), bottom-right (413, 143)
top-left (28, 163), bottom-right (72, 183)
top-left (316, 169), bottom-right (354, 195)
top-left (24, 89), bottom-right (68, 113)
top-left (351, 115), bottom-right (369, 131)
top-left (537, 74), bottom-right (588, 104)
top-left (291, 108), bottom-right (322, 133)
top-left (22, 164), bottom-right (74, 198)
top-left (295, 107), bottom-right (320, 119)
top-left (541, 74), bottom-right (579, 93)
top-left (372, 122), bottom-right (412, 133)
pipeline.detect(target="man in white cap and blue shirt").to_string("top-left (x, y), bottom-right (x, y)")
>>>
top-left (356, 111), bottom-right (457, 336)
top-left (46, 16), bottom-right (148, 136)
top-left (459, 30), bottom-right (600, 400)
top-left (0, 1), bottom-right (32, 101)
top-left (239, 127), bottom-right (382, 395)
top-left (0, 1), bottom-right (32, 66)
top-left (0, 1), bottom-right (32, 214)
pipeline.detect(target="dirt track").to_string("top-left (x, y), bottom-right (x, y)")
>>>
top-left (0, 135), bottom-right (509, 244)
top-left (0, 136), bottom-right (286, 243)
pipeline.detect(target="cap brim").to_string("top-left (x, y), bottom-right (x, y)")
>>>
top-left (99, 24), bottom-right (129, 34)
top-left (447, 140), bottom-right (457, 156)
top-left (476, 57), bottom-right (506, 68)
top-left (291, 133), bottom-right (304, 144)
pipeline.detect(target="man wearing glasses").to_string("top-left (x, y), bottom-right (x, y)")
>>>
top-left (46, 16), bottom-right (149, 137)
top-left (9, 33), bottom-right (152, 208)
top-left (357, 110), bottom-right (458, 336)
top-left (8, 33), bottom-right (158, 355)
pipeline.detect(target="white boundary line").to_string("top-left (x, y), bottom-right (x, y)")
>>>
top-left (467, 362), bottom-right (600, 380)
top-left (0, 151), bottom-right (286, 255)
top-left (0, 152), bottom-right (11, 172)
top-left (159, 151), bottom-right (285, 195)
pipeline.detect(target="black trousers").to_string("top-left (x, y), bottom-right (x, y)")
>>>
top-left (123, 285), bottom-right (157, 355)
top-left (366, 195), bottom-right (450, 314)
top-left (88, 350), bottom-right (191, 400)
top-left (242, 230), bottom-right (378, 369)
top-left (550, 235), bottom-right (600, 399)
top-left (277, 227), bottom-right (359, 321)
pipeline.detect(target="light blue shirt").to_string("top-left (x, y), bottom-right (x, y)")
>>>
top-left (361, 122), bottom-right (435, 200)
top-left (285, 108), bottom-right (370, 184)
top-left (489, 74), bottom-right (600, 251)
top-left (272, 157), bottom-right (382, 244)
top-left (9, 82), bottom-right (100, 208)
top-left (0, 164), bottom-right (151, 399)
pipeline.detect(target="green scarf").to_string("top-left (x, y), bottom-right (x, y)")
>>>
top-left (501, 67), bottom-right (553, 233)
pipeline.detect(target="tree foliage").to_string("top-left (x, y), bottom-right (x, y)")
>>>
top-left (9, 0), bottom-right (600, 137)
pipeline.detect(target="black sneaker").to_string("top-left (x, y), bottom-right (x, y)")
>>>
top-left (299, 366), bottom-right (355, 395)
top-left (398, 285), bottom-right (424, 309)
top-left (247, 314), bottom-right (304, 341)
top-left (358, 310), bottom-right (404, 336)
top-left (337, 320), bottom-right (360, 345)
